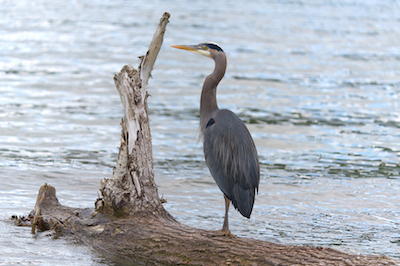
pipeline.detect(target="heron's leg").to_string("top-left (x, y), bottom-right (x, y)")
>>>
top-left (209, 195), bottom-right (232, 236)
top-left (221, 194), bottom-right (231, 236)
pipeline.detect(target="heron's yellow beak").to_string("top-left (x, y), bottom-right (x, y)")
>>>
top-left (171, 44), bottom-right (211, 58)
top-left (170, 44), bottom-right (198, 51)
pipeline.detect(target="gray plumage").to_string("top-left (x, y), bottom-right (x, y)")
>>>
top-left (204, 109), bottom-right (259, 218)
top-left (171, 42), bottom-right (260, 234)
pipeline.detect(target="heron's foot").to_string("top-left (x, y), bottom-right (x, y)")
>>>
top-left (209, 228), bottom-right (232, 237)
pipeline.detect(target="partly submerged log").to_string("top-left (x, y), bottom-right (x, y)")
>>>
top-left (12, 12), bottom-right (399, 266)
top-left (16, 184), bottom-right (399, 266)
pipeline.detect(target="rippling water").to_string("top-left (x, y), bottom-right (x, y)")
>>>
top-left (1, 0), bottom-right (400, 264)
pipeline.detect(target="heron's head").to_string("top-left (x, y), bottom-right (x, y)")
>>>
top-left (171, 42), bottom-right (224, 58)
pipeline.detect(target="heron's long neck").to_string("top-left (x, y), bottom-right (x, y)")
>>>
top-left (200, 52), bottom-right (226, 133)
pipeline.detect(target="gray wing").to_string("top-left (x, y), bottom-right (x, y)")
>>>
top-left (203, 109), bottom-right (260, 218)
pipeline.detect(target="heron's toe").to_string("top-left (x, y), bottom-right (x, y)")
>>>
top-left (209, 228), bottom-right (233, 237)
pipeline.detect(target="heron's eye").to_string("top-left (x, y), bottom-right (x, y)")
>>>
top-left (204, 46), bottom-right (209, 50)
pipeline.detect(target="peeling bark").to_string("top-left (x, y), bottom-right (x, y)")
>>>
top-left (12, 12), bottom-right (400, 266)
top-left (100, 12), bottom-right (169, 217)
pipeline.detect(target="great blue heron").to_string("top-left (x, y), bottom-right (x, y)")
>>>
top-left (171, 42), bottom-right (260, 236)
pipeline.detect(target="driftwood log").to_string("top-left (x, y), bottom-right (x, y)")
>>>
top-left (13, 12), bottom-right (400, 266)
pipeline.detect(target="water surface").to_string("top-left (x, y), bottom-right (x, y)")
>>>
top-left (1, 0), bottom-right (400, 264)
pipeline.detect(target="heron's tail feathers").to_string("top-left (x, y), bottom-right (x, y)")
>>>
top-left (229, 184), bottom-right (256, 218)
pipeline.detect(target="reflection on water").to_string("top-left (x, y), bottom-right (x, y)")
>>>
top-left (1, 0), bottom-right (400, 264)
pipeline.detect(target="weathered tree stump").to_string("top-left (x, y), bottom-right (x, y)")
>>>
top-left (12, 12), bottom-right (400, 266)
